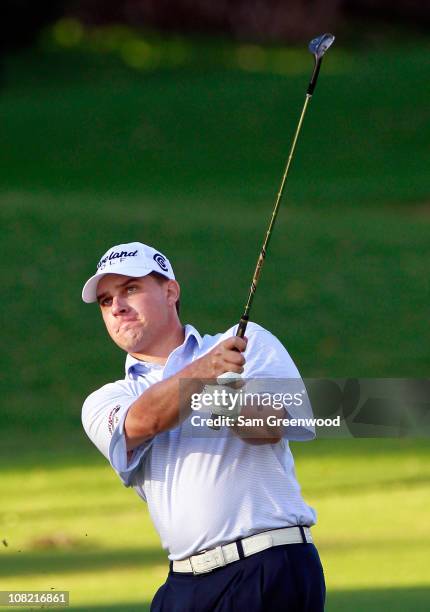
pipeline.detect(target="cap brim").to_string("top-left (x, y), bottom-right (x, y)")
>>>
top-left (81, 269), bottom-right (153, 303)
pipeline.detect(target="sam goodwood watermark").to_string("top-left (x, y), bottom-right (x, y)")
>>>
top-left (179, 378), bottom-right (430, 438)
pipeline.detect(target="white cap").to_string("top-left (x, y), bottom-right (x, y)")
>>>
top-left (82, 242), bottom-right (175, 303)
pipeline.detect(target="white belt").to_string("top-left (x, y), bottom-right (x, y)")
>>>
top-left (172, 526), bottom-right (313, 575)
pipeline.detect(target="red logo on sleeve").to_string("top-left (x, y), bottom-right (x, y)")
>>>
top-left (108, 405), bottom-right (121, 435)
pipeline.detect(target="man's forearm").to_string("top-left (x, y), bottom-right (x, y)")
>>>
top-left (124, 364), bottom-right (203, 450)
top-left (230, 402), bottom-right (283, 444)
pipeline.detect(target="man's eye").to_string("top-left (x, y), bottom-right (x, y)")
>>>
top-left (127, 286), bottom-right (137, 293)
top-left (100, 298), bottom-right (112, 307)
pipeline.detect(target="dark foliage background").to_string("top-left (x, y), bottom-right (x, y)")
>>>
top-left (2, 0), bottom-right (429, 54)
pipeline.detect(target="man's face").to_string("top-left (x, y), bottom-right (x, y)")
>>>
top-left (96, 273), bottom-right (175, 355)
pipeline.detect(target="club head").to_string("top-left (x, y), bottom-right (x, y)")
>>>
top-left (309, 33), bottom-right (335, 61)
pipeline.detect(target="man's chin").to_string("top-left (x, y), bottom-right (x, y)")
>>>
top-left (112, 331), bottom-right (145, 354)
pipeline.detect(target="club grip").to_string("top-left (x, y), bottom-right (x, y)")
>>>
top-left (307, 59), bottom-right (322, 96)
top-left (236, 316), bottom-right (249, 339)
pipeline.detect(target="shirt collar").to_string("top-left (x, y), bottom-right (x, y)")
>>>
top-left (124, 324), bottom-right (203, 377)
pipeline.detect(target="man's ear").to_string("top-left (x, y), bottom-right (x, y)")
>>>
top-left (166, 280), bottom-right (180, 307)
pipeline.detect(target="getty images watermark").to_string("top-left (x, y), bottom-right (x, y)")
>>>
top-left (179, 378), bottom-right (430, 438)
top-left (189, 387), bottom-right (340, 430)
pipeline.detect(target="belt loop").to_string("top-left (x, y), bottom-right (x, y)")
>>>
top-left (298, 525), bottom-right (307, 544)
top-left (236, 538), bottom-right (245, 560)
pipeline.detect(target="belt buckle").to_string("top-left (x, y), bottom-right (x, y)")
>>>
top-left (190, 550), bottom-right (214, 575)
top-left (189, 545), bottom-right (227, 575)
top-left (190, 554), bottom-right (210, 575)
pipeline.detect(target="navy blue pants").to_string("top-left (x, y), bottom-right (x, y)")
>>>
top-left (151, 543), bottom-right (325, 611)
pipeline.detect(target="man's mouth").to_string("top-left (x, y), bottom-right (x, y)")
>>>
top-left (117, 319), bottom-right (140, 332)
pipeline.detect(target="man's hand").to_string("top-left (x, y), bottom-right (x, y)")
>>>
top-left (187, 336), bottom-right (247, 380)
top-left (190, 340), bottom-right (282, 445)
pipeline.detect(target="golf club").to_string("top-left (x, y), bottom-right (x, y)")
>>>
top-left (235, 32), bottom-right (335, 340)
top-left (210, 33), bottom-right (335, 428)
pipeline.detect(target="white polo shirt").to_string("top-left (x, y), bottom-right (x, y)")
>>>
top-left (82, 322), bottom-right (317, 560)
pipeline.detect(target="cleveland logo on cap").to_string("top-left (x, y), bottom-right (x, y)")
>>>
top-left (97, 249), bottom-right (138, 270)
top-left (153, 253), bottom-right (168, 272)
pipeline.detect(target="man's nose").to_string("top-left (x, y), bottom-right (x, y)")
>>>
top-left (111, 295), bottom-right (129, 316)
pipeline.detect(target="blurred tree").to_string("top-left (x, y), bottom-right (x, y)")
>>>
top-left (1, 0), bottom-right (428, 54)
top-left (68, 0), bottom-right (430, 42)
top-left (70, 0), bottom-right (342, 42)
top-left (343, 0), bottom-right (430, 26)
top-left (1, 0), bottom-right (64, 53)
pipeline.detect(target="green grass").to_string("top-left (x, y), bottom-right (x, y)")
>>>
top-left (0, 439), bottom-right (429, 610)
top-left (1, 35), bottom-right (429, 609)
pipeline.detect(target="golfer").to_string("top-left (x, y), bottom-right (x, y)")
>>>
top-left (81, 241), bottom-right (325, 611)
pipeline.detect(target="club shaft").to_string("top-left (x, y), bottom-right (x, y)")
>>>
top-left (236, 93), bottom-right (312, 339)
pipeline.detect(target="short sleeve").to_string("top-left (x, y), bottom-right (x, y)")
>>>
top-left (82, 381), bottom-right (153, 486)
top-left (243, 325), bottom-right (316, 441)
